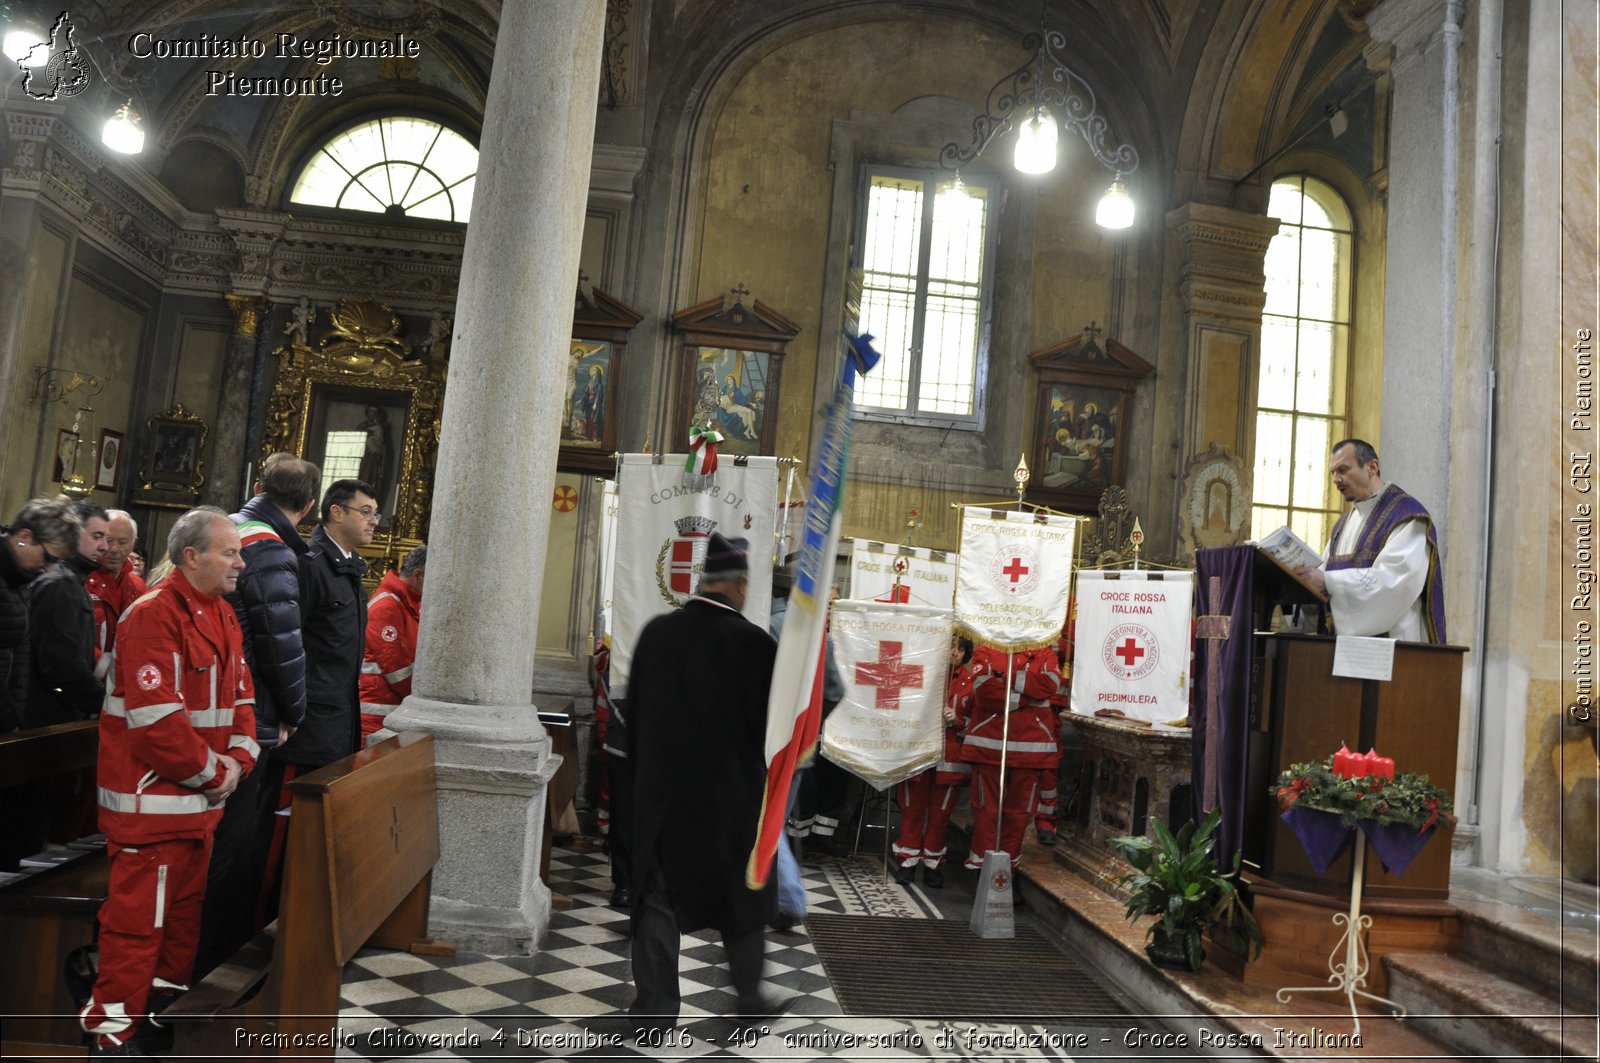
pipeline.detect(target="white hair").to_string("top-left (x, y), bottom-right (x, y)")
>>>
top-left (106, 508), bottom-right (138, 541)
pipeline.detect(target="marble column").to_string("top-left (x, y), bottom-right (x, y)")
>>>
top-left (1365, 0), bottom-right (1463, 545)
top-left (1165, 202), bottom-right (1282, 466)
top-left (207, 295), bottom-right (268, 509)
top-left (382, 0), bottom-right (606, 954)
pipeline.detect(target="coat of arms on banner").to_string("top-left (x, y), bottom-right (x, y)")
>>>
top-left (657, 514), bottom-right (717, 604)
top-left (989, 541), bottom-right (1041, 597)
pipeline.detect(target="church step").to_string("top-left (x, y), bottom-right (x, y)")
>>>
top-left (1454, 896), bottom-right (1600, 1005)
top-left (1383, 950), bottom-right (1598, 1061)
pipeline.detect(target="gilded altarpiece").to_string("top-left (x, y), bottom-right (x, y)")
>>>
top-left (262, 299), bottom-right (445, 583)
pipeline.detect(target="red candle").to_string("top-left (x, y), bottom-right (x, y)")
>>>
top-left (1333, 744), bottom-right (1356, 778)
top-left (1349, 750), bottom-right (1372, 778)
top-left (1374, 754), bottom-right (1396, 780)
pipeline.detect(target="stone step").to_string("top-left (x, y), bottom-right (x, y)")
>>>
top-left (1454, 897), bottom-right (1600, 1005)
top-left (1384, 949), bottom-right (1598, 1061)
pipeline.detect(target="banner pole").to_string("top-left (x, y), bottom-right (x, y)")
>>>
top-left (996, 653), bottom-right (1013, 852)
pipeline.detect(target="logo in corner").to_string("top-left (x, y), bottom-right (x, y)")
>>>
top-left (135, 663), bottom-right (161, 691)
top-left (16, 13), bottom-right (92, 102)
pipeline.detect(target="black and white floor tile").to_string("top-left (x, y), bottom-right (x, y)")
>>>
top-left (334, 845), bottom-right (1144, 1061)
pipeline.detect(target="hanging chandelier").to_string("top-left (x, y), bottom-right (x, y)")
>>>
top-left (940, 20), bottom-right (1139, 229)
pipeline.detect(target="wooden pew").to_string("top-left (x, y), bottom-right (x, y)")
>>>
top-left (168, 731), bottom-right (442, 1057)
top-left (0, 720), bottom-right (105, 1057)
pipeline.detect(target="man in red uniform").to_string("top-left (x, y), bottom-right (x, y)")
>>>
top-left (960, 643), bottom-right (1062, 870)
top-left (79, 507), bottom-right (257, 1056)
top-left (893, 634), bottom-right (974, 888)
top-left (359, 544), bottom-right (425, 741)
top-left (85, 509), bottom-right (148, 675)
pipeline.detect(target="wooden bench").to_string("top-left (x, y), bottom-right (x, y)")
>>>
top-left (0, 720), bottom-right (106, 1057)
top-left (169, 731), bottom-right (443, 1057)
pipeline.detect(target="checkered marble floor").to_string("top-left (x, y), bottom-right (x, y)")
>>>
top-left (335, 844), bottom-right (1146, 1061)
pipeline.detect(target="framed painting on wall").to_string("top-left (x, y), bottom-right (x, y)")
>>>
top-left (1027, 328), bottom-right (1153, 512)
top-left (53, 429), bottom-right (80, 484)
top-left (96, 428), bottom-right (124, 491)
top-left (561, 285), bottom-right (642, 473)
top-left (132, 404), bottom-right (207, 509)
top-left (672, 287), bottom-right (799, 458)
top-left (302, 387), bottom-right (411, 530)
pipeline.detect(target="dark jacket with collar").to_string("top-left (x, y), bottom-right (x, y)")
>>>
top-left (277, 524), bottom-right (367, 768)
top-left (23, 552), bottom-right (102, 727)
top-left (228, 494), bottom-right (312, 745)
top-left (0, 530), bottom-right (39, 733)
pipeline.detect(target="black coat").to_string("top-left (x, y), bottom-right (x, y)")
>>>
top-left (277, 525), bottom-right (366, 768)
top-left (23, 553), bottom-right (102, 727)
top-left (625, 592), bottom-right (777, 935)
top-left (0, 532), bottom-right (38, 733)
top-left (228, 495), bottom-right (311, 744)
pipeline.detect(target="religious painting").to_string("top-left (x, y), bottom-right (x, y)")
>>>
top-left (52, 428), bottom-right (80, 484)
top-left (561, 340), bottom-right (612, 450)
top-left (96, 428), bottom-right (124, 491)
top-left (671, 288), bottom-right (798, 460)
top-left (303, 386), bottom-right (410, 530)
top-left (562, 284), bottom-right (641, 473)
top-left (1027, 328), bottom-right (1153, 512)
top-left (686, 346), bottom-right (772, 457)
top-left (132, 404), bottom-right (207, 509)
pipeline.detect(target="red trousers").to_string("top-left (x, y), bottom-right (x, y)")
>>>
top-left (81, 835), bottom-right (213, 1048)
top-left (893, 770), bottom-right (961, 869)
top-left (964, 764), bottom-right (1047, 868)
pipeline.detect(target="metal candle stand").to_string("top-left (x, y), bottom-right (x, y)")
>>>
top-left (1273, 838), bottom-right (1407, 1036)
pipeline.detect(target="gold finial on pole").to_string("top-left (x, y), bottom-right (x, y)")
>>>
top-left (1013, 451), bottom-right (1030, 506)
top-left (903, 508), bottom-right (922, 547)
top-left (1130, 517), bottom-right (1145, 571)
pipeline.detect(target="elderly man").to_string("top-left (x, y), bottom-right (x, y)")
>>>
top-left (625, 533), bottom-right (781, 1029)
top-left (359, 543), bottom-right (424, 742)
top-left (24, 500), bottom-right (110, 727)
top-left (85, 509), bottom-right (148, 672)
top-left (78, 507), bottom-right (257, 1055)
top-left (1294, 438), bottom-right (1447, 644)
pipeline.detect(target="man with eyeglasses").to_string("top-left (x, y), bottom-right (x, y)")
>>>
top-left (24, 499), bottom-right (111, 728)
top-left (256, 479), bottom-right (373, 922)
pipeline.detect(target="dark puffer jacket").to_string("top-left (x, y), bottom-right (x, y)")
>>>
top-left (277, 525), bottom-right (367, 769)
top-left (228, 494), bottom-right (311, 745)
top-left (0, 530), bottom-right (38, 733)
top-left (23, 553), bottom-right (102, 727)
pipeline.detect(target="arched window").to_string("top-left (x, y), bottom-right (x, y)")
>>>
top-left (1250, 175), bottom-right (1353, 549)
top-left (289, 116), bottom-right (477, 223)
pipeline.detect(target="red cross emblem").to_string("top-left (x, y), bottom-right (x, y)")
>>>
top-left (989, 543), bottom-right (1040, 595)
top-left (1102, 623), bottom-right (1159, 681)
top-left (854, 640), bottom-right (924, 709)
top-left (1001, 557), bottom-right (1029, 582)
top-left (552, 485), bottom-right (578, 512)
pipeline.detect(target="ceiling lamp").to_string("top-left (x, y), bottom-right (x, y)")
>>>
top-left (941, 17), bottom-right (1139, 228)
top-left (4, 26), bottom-right (48, 66)
top-left (102, 100), bottom-right (146, 155)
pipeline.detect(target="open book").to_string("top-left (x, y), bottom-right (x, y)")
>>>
top-left (1257, 525), bottom-right (1323, 572)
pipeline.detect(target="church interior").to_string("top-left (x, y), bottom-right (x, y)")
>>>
top-left (1, 0), bottom-right (1595, 1057)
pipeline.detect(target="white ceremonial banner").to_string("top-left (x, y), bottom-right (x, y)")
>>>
top-left (597, 479), bottom-right (619, 642)
top-left (848, 539), bottom-right (959, 609)
top-left (611, 454), bottom-right (779, 698)
top-left (955, 509), bottom-right (1078, 650)
top-left (1070, 570), bottom-right (1194, 725)
top-left (821, 600), bottom-right (951, 788)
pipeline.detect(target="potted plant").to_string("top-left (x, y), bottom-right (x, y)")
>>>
top-left (1107, 808), bottom-right (1262, 972)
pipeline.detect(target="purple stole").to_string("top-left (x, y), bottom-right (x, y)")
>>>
top-left (1326, 484), bottom-right (1447, 643)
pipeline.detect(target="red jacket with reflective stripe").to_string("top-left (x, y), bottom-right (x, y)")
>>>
top-left (359, 570), bottom-right (420, 709)
top-left (85, 564), bottom-right (148, 660)
top-left (959, 645), bottom-right (1062, 768)
top-left (98, 569), bottom-right (258, 843)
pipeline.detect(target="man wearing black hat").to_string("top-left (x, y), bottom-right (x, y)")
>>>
top-left (624, 532), bottom-right (781, 1028)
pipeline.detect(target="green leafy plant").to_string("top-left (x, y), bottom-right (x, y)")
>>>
top-left (1273, 757), bottom-right (1455, 831)
top-left (1107, 808), bottom-right (1263, 971)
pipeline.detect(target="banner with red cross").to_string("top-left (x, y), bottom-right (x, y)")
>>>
top-left (954, 509), bottom-right (1078, 650)
top-left (1069, 570), bottom-right (1194, 726)
top-left (821, 600), bottom-right (951, 788)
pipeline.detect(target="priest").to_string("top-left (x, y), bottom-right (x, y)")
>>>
top-left (1295, 438), bottom-right (1447, 643)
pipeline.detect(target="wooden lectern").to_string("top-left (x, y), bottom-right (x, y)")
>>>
top-left (1242, 554), bottom-right (1465, 901)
